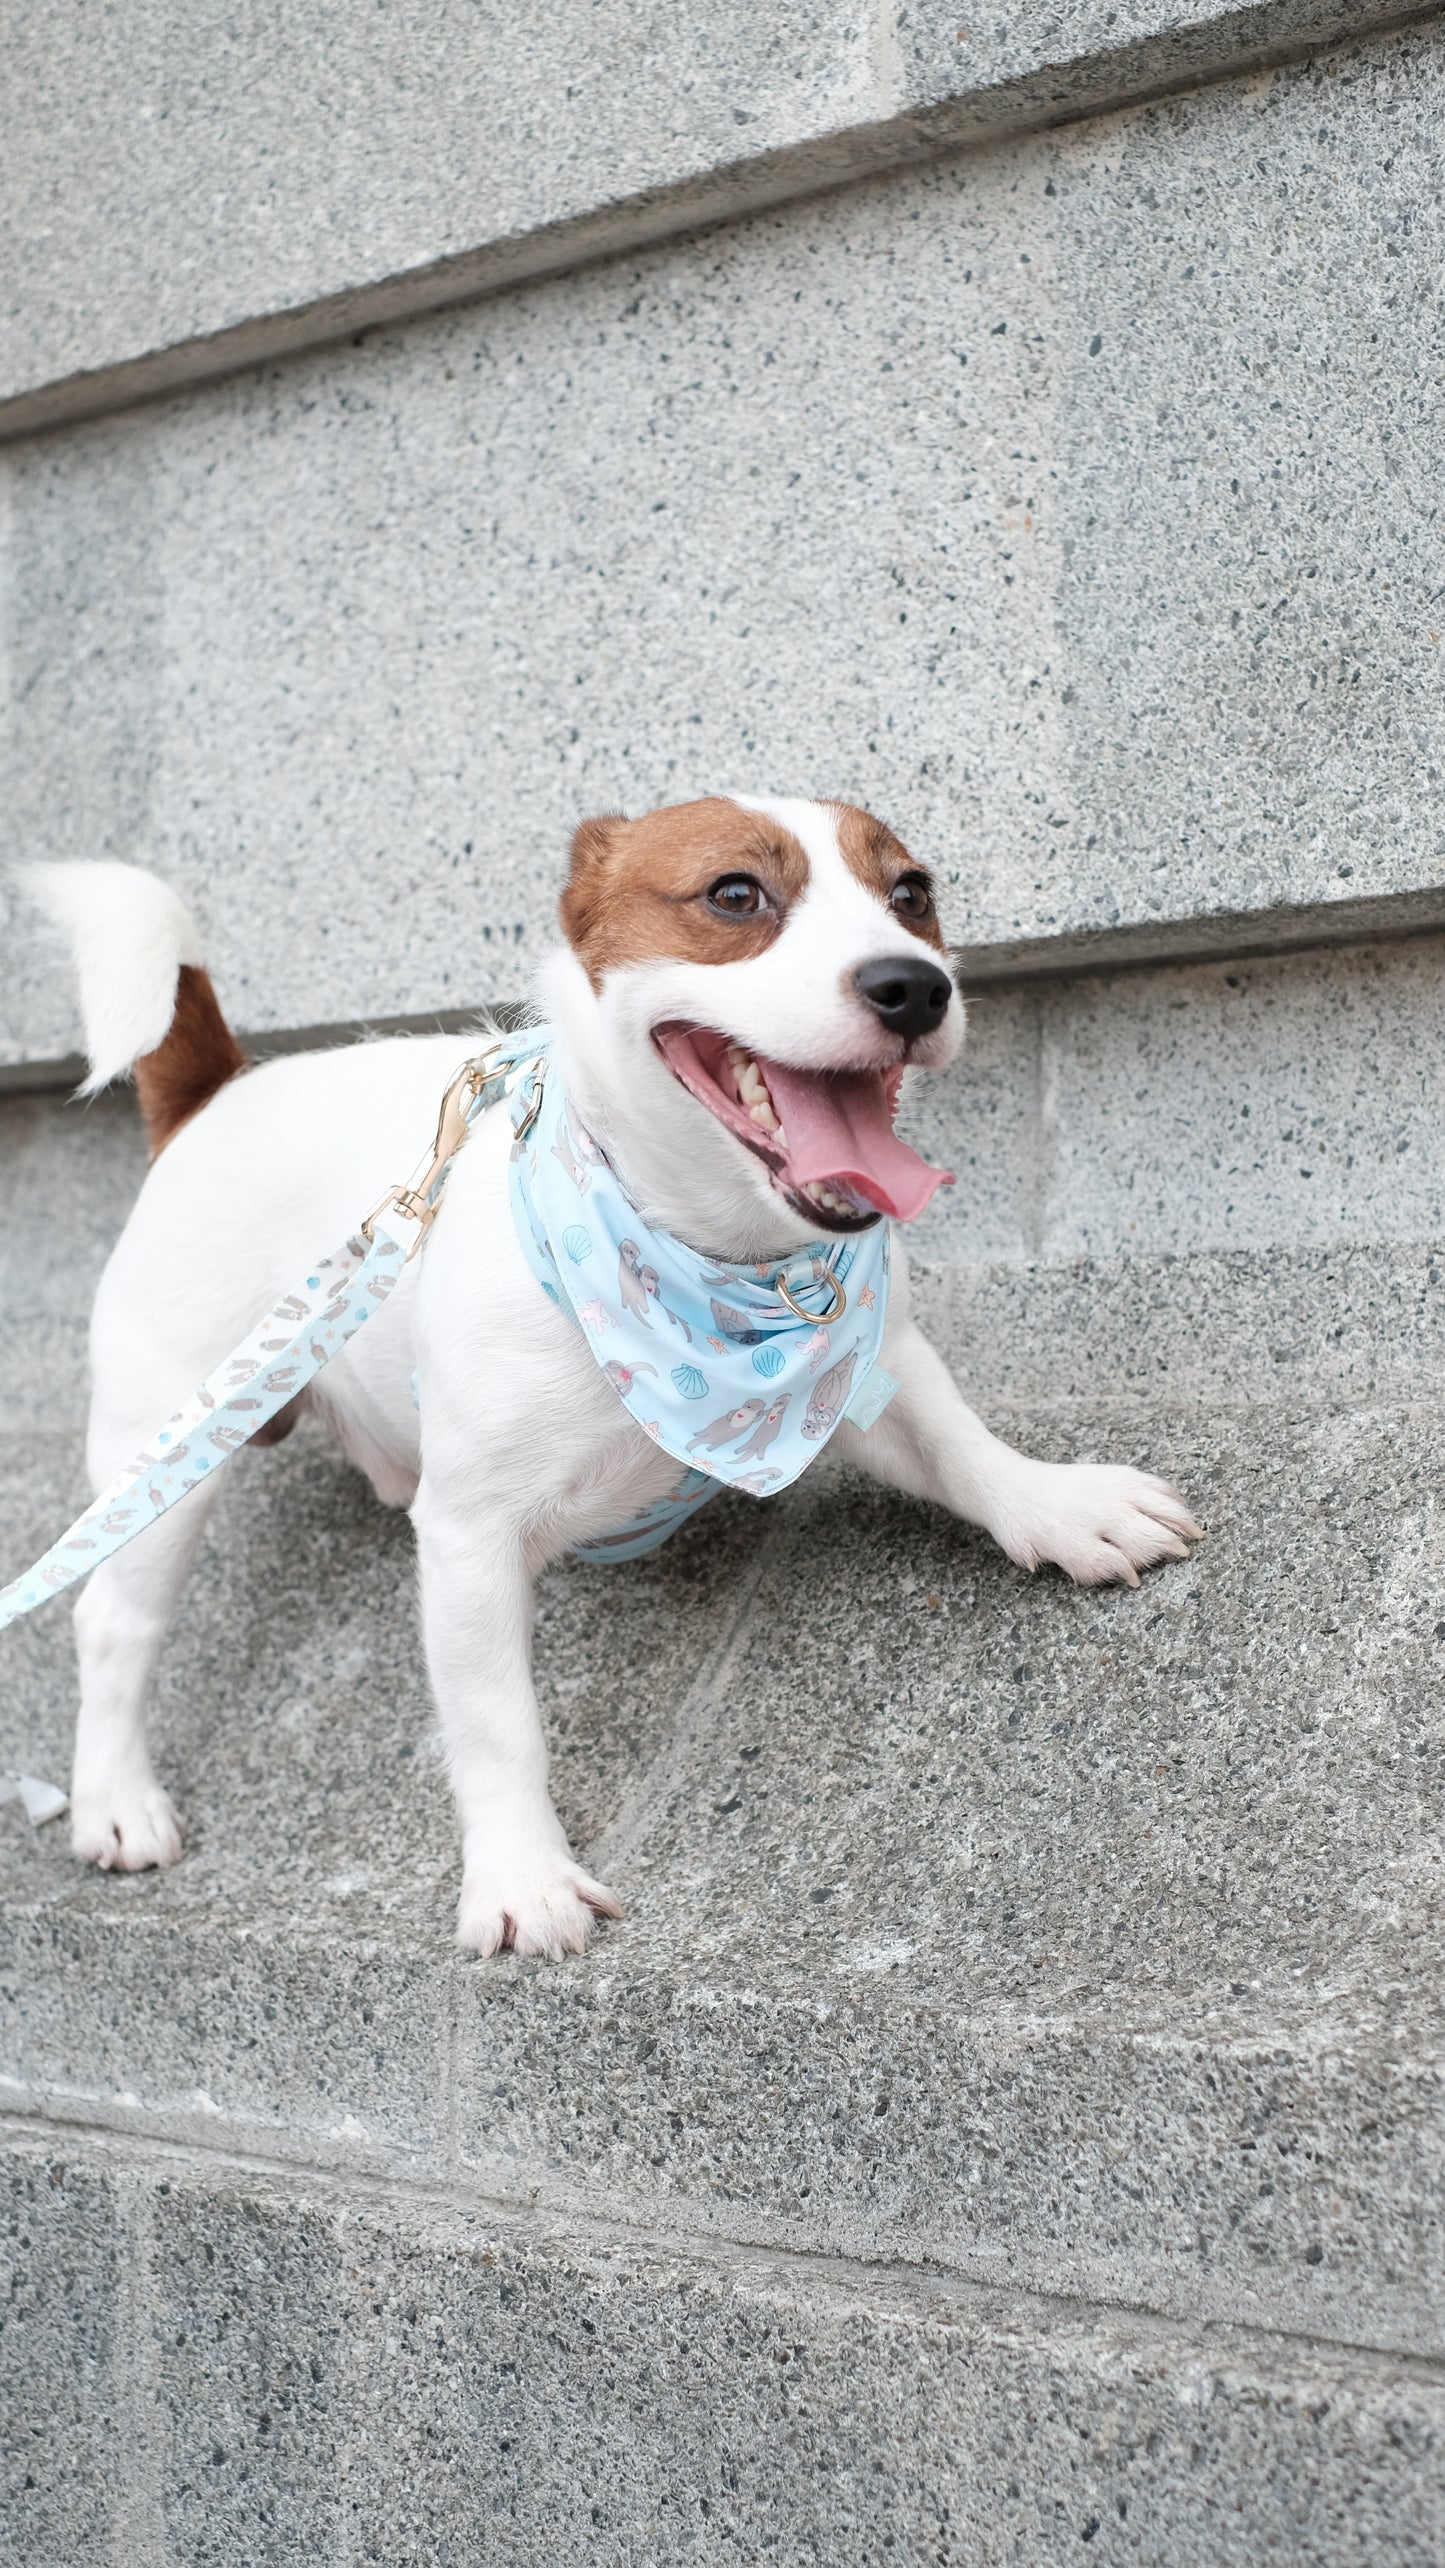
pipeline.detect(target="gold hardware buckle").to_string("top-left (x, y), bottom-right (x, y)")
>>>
top-left (777, 1266), bottom-right (847, 1325)
top-left (361, 1045), bottom-right (508, 1258)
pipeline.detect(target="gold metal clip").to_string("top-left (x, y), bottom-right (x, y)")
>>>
top-left (361, 1045), bottom-right (505, 1258)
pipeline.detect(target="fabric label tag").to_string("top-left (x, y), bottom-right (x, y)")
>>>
top-left (843, 1364), bottom-right (899, 1433)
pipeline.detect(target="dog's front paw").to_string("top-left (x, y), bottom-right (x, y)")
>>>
top-left (71, 1777), bottom-right (183, 1872)
top-left (456, 1843), bottom-right (623, 1960)
top-left (993, 1460), bottom-right (1202, 1589)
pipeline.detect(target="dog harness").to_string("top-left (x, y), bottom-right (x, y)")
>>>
top-left (0, 1031), bottom-right (897, 1627)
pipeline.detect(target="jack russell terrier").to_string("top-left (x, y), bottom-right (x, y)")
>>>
top-left (25, 796), bottom-right (1200, 1957)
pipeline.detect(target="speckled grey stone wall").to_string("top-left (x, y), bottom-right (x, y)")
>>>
top-left (8, 2127), bottom-right (1445, 2566)
top-left (904, 931), bottom-right (1445, 1269)
top-left (6, 18), bottom-right (1445, 1073)
top-left (2, 0), bottom-right (1424, 435)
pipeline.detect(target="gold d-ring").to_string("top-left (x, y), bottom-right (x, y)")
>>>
top-left (777, 1267), bottom-right (847, 1325)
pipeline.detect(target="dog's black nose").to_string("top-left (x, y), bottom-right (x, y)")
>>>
top-left (853, 953), bottom-right (953, 1044)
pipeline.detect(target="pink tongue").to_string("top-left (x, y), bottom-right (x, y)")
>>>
top-left (759, 1057), bottom-right (954, 1222)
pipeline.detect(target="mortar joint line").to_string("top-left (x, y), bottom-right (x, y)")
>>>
top-left (6, 2094), bottom-right (1444, 2382)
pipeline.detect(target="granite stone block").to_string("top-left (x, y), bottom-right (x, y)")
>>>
top-left (910, 1237), bottom-right (1445, 1412)
top-left (0, 1087), bottom-right (146, 1431)
top-left (0, 0), bottom-right (875, 423)
top-left (0, 1432), bottom-right (455, 2167)
top-left (148, 2170), bottom-right (349, 2568)
top-left (2, 1), bottom-right (1417, 437)
top-left (448, 1410), bottom-right (1445, 2351)
top-left (8, 23), bottom-right (1445, 1068)
top-left (123, 2145), bottom-right (1445, 2563)
top-left (0, 2141), bottom-right (123, 2563)
top-left (0, 1425), bottom-right (764, 2166)
top-left (8, 1395), bottom-right (1445, 2348)
top-left (6, 944), bottom-right (1445, 1427)
top-left (903, 934), bottom-right (1445, 1271)
top-left (7, 930), bottom-right (1444, 1355)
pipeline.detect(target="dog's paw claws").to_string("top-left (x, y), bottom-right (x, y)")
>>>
top-left (71, 1782), bottom-right (183, 1872)
top-left (998, 1462), bottom-right (1203, 1590)
top-left (456, 1853), bottom-right (623, 1960)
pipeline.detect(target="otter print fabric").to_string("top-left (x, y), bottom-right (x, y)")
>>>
top-left (507, 1052), bottom-right (895, 1561)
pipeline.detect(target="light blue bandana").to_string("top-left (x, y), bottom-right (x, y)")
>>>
top-left (506, 1045), bottom-right (897, 1559)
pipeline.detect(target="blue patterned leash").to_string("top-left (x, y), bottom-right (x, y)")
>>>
top-left (0, 1036), bottom-right (540, 1633)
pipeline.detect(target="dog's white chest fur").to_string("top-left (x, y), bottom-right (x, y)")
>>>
top-left (410, 1103), bottom-right (686, 1557)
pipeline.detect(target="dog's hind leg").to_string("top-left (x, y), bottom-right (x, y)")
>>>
top-left (69, 1480), bottom-right (222, 1870)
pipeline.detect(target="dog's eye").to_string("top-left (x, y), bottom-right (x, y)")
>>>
top-left (891, 873), bottom-right (935, 923)
top-left (706, 874), bottom-right (768, 918)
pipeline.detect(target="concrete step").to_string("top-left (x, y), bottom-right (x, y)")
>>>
top-left (9, 17), bottom-right (1445, 1070)
top-left (5, 960), bottom-right (1444, 2546)
top-left (5, 1367), bottom-right (1445, 2363)
top-left (6, 2120), bottom-right (1445, 2566)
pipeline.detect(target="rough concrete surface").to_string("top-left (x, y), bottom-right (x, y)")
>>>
top-left (0, 2143), bottom-right (121, 2561)
top-left (906, 933), bottom-right (1445, 1270)
top-left (3, 0), bottom-right (1432, 433)
top-left (6, 1386), bottom-right (1445, 2354)
top-left (5, 1), bottom-right (1445, 2550)
top-left (0, 1087), bottom-right (144, 1429)
top-left (5, 2124), bottom-right (1445, 2567)
top-left (4, 934), bottom-right (1445, 2373)
top-left (8, 22), bottom-right (1445, 1067)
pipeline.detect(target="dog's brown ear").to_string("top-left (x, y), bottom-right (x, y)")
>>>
top-left (560, 811), bottom-right (628, 949)
top-left (569, 813), bottom-right (627, 874)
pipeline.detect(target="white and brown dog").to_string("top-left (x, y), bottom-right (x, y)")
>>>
top-left (27, 797), bottom-right (1200, 1956)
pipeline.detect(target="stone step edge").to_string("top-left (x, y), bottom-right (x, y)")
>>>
top-left (6, 2105), bottom-right (1443, 2396)
top-left (5, 1960), bottom-right (1442, 2366)
top-left (1, 0), bottom-right (1437, 446)
top-left (8, 884), bottom-right (1445, 1094)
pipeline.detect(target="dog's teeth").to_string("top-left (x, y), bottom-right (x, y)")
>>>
top-left (728, 1045), bottom-right (784, 1144)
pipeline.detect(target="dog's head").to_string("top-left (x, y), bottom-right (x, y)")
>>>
top-left (540, 793), bottom-right (964, 1256)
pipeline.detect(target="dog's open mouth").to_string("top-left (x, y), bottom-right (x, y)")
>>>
top-left (652, 1024), bottom-right (954, 1230)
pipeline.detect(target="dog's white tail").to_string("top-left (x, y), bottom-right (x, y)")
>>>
top-left (22, 861), bottom-right (246, 1153)
top-left (21, 860), bottom-right (207, 1094)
